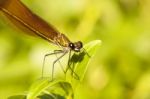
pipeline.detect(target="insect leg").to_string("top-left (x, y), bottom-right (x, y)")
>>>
top-left (51, 50), bottom-right (68, 81)
top-left (42, 50), bottom-right (63, 78)
top-left (65, 51), bottom-right (80, 80)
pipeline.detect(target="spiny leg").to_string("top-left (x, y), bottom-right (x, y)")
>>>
top-left (65, 50), bottom-right (71, 73)
top-left (54, 50), bottom-right (65, 73)
top-left (51, 50), bottom-right (68, 81)
top-left (83, 48), bottom-right (91, 57)
top-left (65, 51), bottom-right (80, 80)
top-left (42, 50), bottom-right (63, 78)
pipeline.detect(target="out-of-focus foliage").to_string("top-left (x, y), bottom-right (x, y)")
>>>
top-left (0, 0), bottom-right (150, 99)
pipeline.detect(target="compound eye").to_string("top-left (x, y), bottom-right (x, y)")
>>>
top-left (69, 43), bottom-right (75, 49)
top-left (77, 41), bottom-right (83, 49)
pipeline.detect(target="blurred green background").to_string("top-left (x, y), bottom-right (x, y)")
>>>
top-left (0, 0), bottom-right (150, 99)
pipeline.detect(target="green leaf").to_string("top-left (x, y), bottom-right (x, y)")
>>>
top-left (66, 40), bottom-right (101, 84)
top-left (27, 78), bottom-right (73, 99)
top-left (8, 95), bottom-right (26, 99)
top-left (75, 40), bottom-right (101, 81)
top-left (27, 78), bottom-right (64, 99)
top-left (37, 93), bottom-right (65, 99)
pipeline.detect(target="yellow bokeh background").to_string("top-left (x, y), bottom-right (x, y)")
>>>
top-left (0, 0), bottom-right (150, 99)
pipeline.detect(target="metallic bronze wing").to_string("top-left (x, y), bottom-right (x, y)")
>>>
top-left (0, 0), bottom-right (60, 44)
